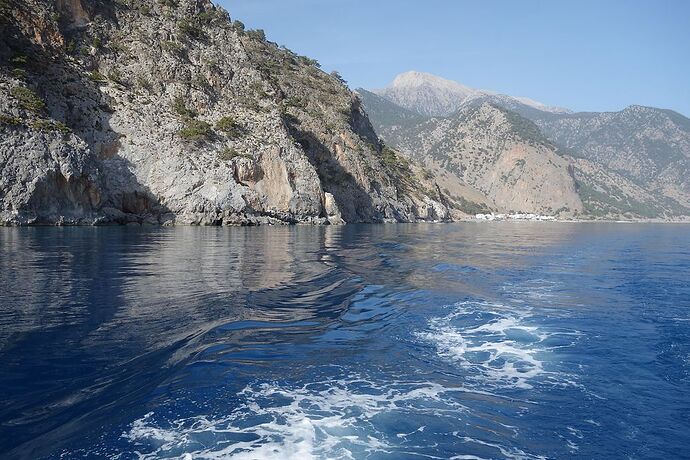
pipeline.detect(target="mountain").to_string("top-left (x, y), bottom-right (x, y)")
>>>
top-left (374, 71), bottom-right (569, 118)
top-left (361, 72), bottom-right (690, 219)
top-left (0, 0), bottom-right (448, 226)
top-left (531, 106), bottom-right (690, 211)
top-left (360, 92), bottom-right (583, 216)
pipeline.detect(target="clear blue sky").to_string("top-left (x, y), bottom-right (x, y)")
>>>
top-left (219, 0), bottom-right (690, 115)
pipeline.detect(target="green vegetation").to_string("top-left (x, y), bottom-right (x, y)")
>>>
top-left (65, 39), bottom-right (77, 55)
top-left (246, 29), bottom-right (266, 41)
top-left (197, 10), bottom-right (223, 24)
top-left (297, 56), bottom-right (320, 68)
top-left (330, 71), bottom-right (347, 85)
top-left (381, 146), bottom-right (407, 168)
top-left (89, 71), bottom-right (108, 83)
top-left (11, 55), bottom-right (28, 66)
top-left (577, 181), bottom-right (659, 218)
top-left (178, 119), bottom-right (211, 140)
top-left (172, 97), bottom-right (197, 119)
top-left (136, 76), bottom-right (153, 92)
top-left (12, 68), bottom-right (27, 80)
top-left (30, 119), bottom-right (71, 134)
top-left (500, 107), bottom-right (552, 147)
top-left (283, 97), bottom-right (306, 109)
top-left (178, 18), bottom-right (204, 39)
top-left (452, 196), bottom-right (491, 215)
top-left (0, 114), bottom-right (22, 126)
top-left (233, 20), bottom-right (245, 33)
top-left (215, 116), bottom-right (244, 137)
top-left (10, 87), bottom-right (45, 113)
top-left (108, 41), bottom-right (129, 55)
top-left (379, 146), bottom-right (424, 195)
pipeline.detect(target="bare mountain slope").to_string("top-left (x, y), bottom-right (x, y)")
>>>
top-left (362, 96), bottom-right (584, 216)
top-left (362, 72), bottom-right (690, 219)
top-left (531, 106), bottom-right (690, 210)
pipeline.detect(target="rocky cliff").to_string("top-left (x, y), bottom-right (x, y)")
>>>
top-left (0, 0), bottom-right (448, 226)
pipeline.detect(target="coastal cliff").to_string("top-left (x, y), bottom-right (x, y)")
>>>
top-left (0, 0), bottom-right (448, 225)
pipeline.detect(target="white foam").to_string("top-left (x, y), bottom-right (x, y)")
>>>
top-left (122, 378), bottom-right (475, 459)
top-left (417, 300), bottom-right (578, 389)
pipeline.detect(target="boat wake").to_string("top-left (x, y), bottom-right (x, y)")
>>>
top-left (417, 300), bottom-right (581, 390)
top-left (122, 375), bottom-right (543, 459)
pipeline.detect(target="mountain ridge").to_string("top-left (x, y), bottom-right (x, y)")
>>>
top-left (374, 71), bottom-right (570, 117)
top-left (360, 72), bottom-right (690, 219)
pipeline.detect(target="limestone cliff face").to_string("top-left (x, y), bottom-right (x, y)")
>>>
top-left (0, 0), bottom-right (448, 225)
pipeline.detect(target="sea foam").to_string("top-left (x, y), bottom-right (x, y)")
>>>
top-left (417, 300), bottom-right (579, 390)
top-left (122, 375), bottom-right (544, 459)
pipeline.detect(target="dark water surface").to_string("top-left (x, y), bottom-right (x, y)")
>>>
top-left (0, 223), bottom-right (689, 459)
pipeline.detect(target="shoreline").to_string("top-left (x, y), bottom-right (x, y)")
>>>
top-left (2, 217), bottom-right (690, 228)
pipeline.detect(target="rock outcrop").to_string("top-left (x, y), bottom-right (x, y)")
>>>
top-left (0, 0), bottom-right (448, 225)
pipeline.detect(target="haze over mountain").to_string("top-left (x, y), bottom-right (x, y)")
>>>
top-left (375, 71), bottom-right (570, 118)
top-left (360, 72), bottom-right (690, 219)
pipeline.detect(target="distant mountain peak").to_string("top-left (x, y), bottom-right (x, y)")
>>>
top-left (374, 71), bottom-right (570, 117)
top-left (389, 71), bottom-right (475, 92)
top-left (374, 71), bottom-right (484, 117)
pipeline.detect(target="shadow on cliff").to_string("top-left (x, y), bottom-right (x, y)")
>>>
top-left (2, 0), bottom-right (172, 225)
top-left (283, 118), bottom-right (381, 223)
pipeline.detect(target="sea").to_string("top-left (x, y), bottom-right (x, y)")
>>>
top-left (1, 223), bottom-right (689, 459)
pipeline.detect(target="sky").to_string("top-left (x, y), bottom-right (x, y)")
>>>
top-left (219, 0), bottom-right (690, 115)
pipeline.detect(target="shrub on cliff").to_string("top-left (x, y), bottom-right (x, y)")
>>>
top-left (216, 116), bottom-right (244, 137)
top-left (179, 119), bottom-right (212, 140)
top-left (10, 87), bottom-right (45, 113)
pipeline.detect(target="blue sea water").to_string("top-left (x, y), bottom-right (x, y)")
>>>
top-left (0, 223), bottom-right (689, 459)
